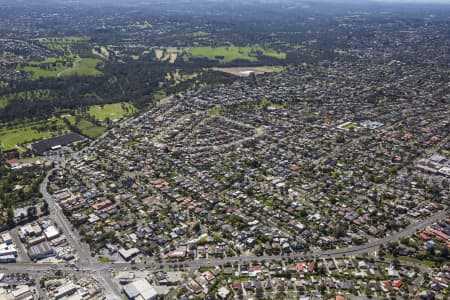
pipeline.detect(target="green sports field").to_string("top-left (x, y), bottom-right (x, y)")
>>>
top-left (88, 103), bottom-right (136, 121)
top-left (186, 46), bottom-right (286, 63)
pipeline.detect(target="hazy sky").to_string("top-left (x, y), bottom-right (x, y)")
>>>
top-left (375, 0), bottom-right (450, 3)
top-left (4, 0), bottom-right (450, 4)
top-left (43, 0), bottom-right (450, 3)
top-left (112, 0), bottom-right (450, 4)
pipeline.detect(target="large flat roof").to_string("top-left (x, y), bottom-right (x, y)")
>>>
top-left (28, 241), bottom-right (53, 256)
top-left (31, 133), bottom-right (86, 154)
top-left (123, 279), bottom-right (158, 300)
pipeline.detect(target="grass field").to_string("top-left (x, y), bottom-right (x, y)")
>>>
top-left (97, 256), bottom-right (111, 263)
top-left (19, 57), bottom-right (69, 79)
top-left (88, 103), bottom-right (135, 121)
top-left (207, 106), bottom-right (223, 116)
top-left (59, 58), bottom-right (103, 77)
top-left (0, 119), bottom-right (67, 151)
top-left (1, 102), bottom-right (134, 150)
top-left (74, 119), bottom-right (106, 139)
top-left (1, 102), bottom-right (135, 150)
top-left (18, 56), bottom-right (102, 79)
top-left (343, 123), bottom-right (359, 130)
top-left (0, 127), bottom-right (53, 151)
top-left (186, 46), bottom-right (286, 63)
top-left (64, 115), bottom-right (106, 139)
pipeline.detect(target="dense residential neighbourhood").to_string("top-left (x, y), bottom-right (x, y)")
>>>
top-left (0, 0), bottom-right (449, 299)
top-left (1, 61), bottom-right (448, 298)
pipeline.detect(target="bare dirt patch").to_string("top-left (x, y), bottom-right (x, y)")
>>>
top-left (212, 67), bottom-right (275, 77)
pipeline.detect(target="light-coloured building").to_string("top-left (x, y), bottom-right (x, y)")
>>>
top-left (118, 247), bottom-right (140, 261)
top-left (54, 283), bottom-right (77, 299)
top-left (123, 279), bottom-right (158, 300)
top-left (1, 233), bottom-right (12, 245)
top-left (44, 226), bottom-right (60, 240)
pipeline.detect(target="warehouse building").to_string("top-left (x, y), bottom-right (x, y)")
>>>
top-left (28, 241), bottom-right (54, 260)
top-left (123, 279), bottom-right (158, 300)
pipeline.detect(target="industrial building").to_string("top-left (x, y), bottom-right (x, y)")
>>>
top-left (28, 241), bottom-right (54, 260)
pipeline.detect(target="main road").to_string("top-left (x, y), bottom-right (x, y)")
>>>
top-left (4, 207), bottom-right (446, 276)
top-left (39, 170), bottom-right (90, 263)
top-left (39, 168), bottom-right (123, 299)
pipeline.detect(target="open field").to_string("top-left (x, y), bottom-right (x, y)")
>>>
top-left (0, 119), bottom-right (67, 151)
top-left (0, 102), bottom-right (135, 151)
top-left (18, 56), bottom-right (102, 79)
top-left (72, 119), bottom-right (106, 139)
top-left (58, 57), bottom-right (103, 77)
top-left (88, 103), bottom-right (135, 121)
top-left (186, 46), bottom-right (286, 63)
top-left (207, 105), bottom-right (223, 117)
top-left (18, 57), bottom-right (70, 79)
top-left (0, 127), bottom-right (53, 151)
top-left (64, 115), bottom-right (106, 139)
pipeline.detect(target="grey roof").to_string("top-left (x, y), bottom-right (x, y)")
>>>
top-left (28, 241), bottom-right (53, 256)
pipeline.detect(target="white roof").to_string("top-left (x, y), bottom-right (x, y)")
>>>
top-left (12, 285), bottom-right (30, 297)
top-left (218, 286), bottom-right (230, 298)
top-left (55, 283), bottom-right (77, 298)
top-left (44, 226), bottom-right (60, 239)
top-left (439, 166), bottom-right (450, 176)
top-left (1, 232), bottom-right (11, 240)
top-left (65, 293), bottom-right (83, 300)
top-left (124, 279), bottom-right (157, 300)
top-left (20, 224), bottom-right (34, 234)
top-left (0, 244), bottom-right (17, 256)
top-left (119, 247), bottom-right (140, 259)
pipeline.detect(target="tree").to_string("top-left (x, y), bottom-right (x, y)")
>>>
top-left (7, 208), bottom-right (14, 228)
top-left (441, 246), bottom-right (449, 259)
top-left (42, 201), bottom-right (49, 213)
top-left (27, 206), bottom-right (37, 221)
top-left (213, 233), bottom-right (221, 242)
